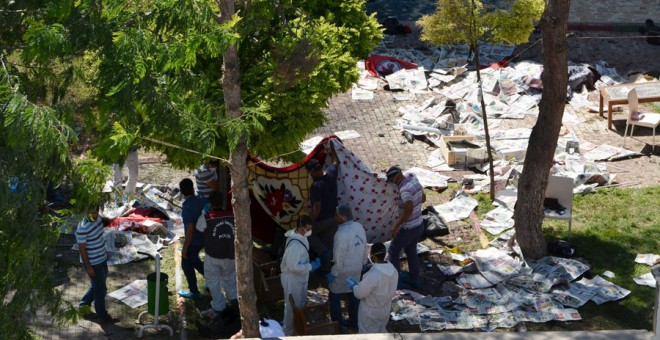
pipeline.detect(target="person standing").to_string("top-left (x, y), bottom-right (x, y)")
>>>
top-left (327, 204), bottom-right (367, 331)
top-left (280, 215), bottom-right (321, 336)
top-left (197, 192), bottom-right (238, 318)
top-left (194, 159), bottom-right (220, 200)
top-left (345, 243), bottom-right (398, 333)
top-left (385, 165), bottom-right (425, 288)
top-left (178, 178), bottom-right (206, 299)
top-left (306, 142), bottom-right (339, 271)
top-left (112, 146), bottom-right (139, 194)
top-left (77, 206), bottom-right (118, 324)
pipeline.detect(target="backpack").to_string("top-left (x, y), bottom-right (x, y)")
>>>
top-left (547, 240), bottom-right (576, 258)
top-left (422, 205), bottom-right (450, 238)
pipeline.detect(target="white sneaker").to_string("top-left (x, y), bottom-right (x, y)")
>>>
top-left (201, 308), bottom-right (219, 319)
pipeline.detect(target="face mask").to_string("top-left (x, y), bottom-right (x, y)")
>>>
top-left (304, 230), bottom-right (312, 237)
top-left (367, 256), bottom-right (374, 265)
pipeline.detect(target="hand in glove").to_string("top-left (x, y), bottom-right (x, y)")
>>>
top-left (326, 273), bottom-right (336, 283)
top-left (310, 258), bottom-right (321, 272)
top-left (344, 276), bottom-right (359, 290)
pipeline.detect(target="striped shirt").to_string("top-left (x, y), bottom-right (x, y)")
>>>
top-left (194, 164), bottom-right (218, 199)
top-left (398, 173), bottom-right (424, 229)
top-left (75, 216), bottom-right (108, 266)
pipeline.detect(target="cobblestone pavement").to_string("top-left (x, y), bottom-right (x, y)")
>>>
top-left (315, 19), bottom-right (660, 188)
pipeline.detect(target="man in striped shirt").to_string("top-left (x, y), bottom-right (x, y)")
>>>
top-left (76, 206), bottom-right (118, 323)
top-left (385, 166), bottom-right (426, 288)
top-left (194, 159), bottom-right (219, 200)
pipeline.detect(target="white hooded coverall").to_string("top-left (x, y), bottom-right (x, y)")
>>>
top-left (330, 220), bottom-right (368, 293)
top-left (352, 262), bottom-right (398, 333)
top-left (280, 229), bottom-right (312, 336)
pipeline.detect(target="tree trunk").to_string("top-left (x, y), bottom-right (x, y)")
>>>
top-left (513, 0), bottom-right (570, 260)
top-left (217, 0), bottom-right (259, 337)
top-left (472, 44), bottom-right (496, 201)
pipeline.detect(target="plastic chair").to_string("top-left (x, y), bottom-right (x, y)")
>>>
top-left (289, 294), bottom-right (338, 336)
top-left (623, 88), bottom-right (660, 153)
top-left (544, 175), bottom-right (574, 241)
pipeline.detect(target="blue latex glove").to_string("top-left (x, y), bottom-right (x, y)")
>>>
top-left (326, 273), bottom-right (336, 283)
top-left (310, 258), bottom-right (321, 272)
top-left (344, 276), bottom-right (359, 290)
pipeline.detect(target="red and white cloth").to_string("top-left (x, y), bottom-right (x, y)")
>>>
top-left (331, 140), bottom-right (399, 243)
top-left (248, 136), bottom-right (400, 243)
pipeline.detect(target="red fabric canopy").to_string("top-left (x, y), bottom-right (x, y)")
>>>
top-left (365, 54), bottom-right (418, 78)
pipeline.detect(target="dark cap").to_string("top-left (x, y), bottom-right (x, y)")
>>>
top-left (386, 165), bottom-right (402, 181)
top-left (298, 215), bottom-right (312, 228)
top-left (305, 159), bottom-right (322, 172)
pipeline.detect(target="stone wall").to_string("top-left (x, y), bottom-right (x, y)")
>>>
top-left (569, 0), bottom-right (660, 26)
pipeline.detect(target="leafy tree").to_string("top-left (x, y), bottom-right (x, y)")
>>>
top-left (0, 69), bottom-right (109, 338)
top-left (90, 0), bottom-right (381, 336)
top-left (418, 0), bottom-right (543, 200)
top-left (513, 0), bottom-right (570, 259)
top-left (4, 0), bottom-right (380, 335)
top-left (1, 1), bottom-right (112, 336)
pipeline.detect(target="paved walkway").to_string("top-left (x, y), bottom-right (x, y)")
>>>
top-left (317, 80), bottom-right (660, 187)
top-left (314, 23), bottom-right (660, 188)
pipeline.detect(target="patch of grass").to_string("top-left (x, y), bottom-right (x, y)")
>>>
top-left (540, 186), bottom-right (660, 330)
top-left (571, 187), bottom-right (660, 329)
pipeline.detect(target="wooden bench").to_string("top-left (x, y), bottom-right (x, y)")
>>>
top-left (252, 247), bottom-right (283, 304)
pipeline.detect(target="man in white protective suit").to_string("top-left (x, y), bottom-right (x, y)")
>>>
top-left (327, 203), bottom-right (368, 331)
top-left (345, 242), bottom-right (398, 333)
top-left (280, 215), bottom-right (321, 336)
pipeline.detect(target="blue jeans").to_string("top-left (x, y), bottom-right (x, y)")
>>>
top-left (329, 291), bottom-right (359, 328)
top-left (388, 223), bottom-right (424, 281)
top-left (182, 242), bottom-right (205, 294)
top-left (80, 261), bottom-right (109, 318)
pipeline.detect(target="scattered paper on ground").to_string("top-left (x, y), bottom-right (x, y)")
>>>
top-left (405, 167), bottom-right (450, 188)
top-left (333, 130), bottom-right (361, 141)
top-left (390, 245), bottom-right (633, 331)
top-left (434, 192), bottom-right (479, 223)
top-left (633, 273), bottom-right (657, 288)
top-left (108, 279), bottom-right (148, 308)
top-left (635, 254), bottom-right (660, 266)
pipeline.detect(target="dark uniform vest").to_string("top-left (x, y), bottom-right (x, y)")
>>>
top-left (203, 210), bottom-right (235, 259)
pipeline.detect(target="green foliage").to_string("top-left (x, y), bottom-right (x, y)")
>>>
top-left (488, 0), bottom-right (544, 44)
top-left (418, 0), bottom-right (543, 48)
top-left (92, 122), bottom-right (137, 164)
top-left (0, 73), bottom-right (83, 338)
top-left (93, 0), bottom-right (382, 167)
top-left (1, 0), bottom-right (110, 332)
top-left (1, 0), bottom-right (381, 333)
top-left (68, 157), bottom-right (112, 213)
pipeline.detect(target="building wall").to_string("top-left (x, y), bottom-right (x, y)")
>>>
top-left (569, 0), bottom-right (660, 26)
